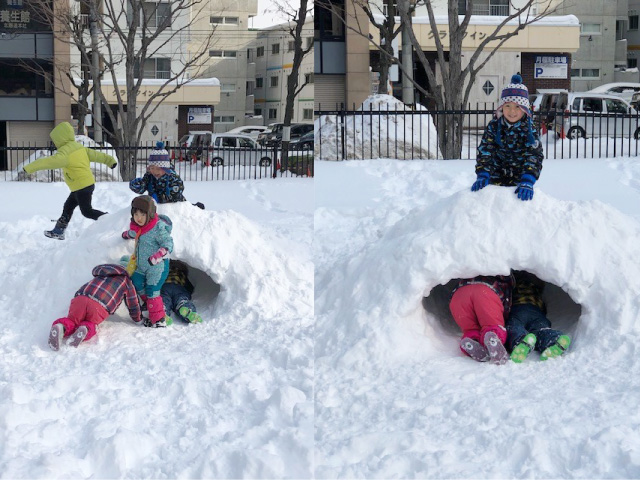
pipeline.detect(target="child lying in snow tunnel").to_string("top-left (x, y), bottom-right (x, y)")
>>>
top-left (448, 272), bottom-right (570, 364)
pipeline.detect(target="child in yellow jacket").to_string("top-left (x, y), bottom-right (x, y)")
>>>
top-left (23, 121), bottom-right (117, 240)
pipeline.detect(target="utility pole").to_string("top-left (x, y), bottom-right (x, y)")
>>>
top-left (89, 0), bottom-right (102, 143)
top-left (398, 0), bottom-right (414, 105)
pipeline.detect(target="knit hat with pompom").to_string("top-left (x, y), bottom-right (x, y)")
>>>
top-left (148, 141), bottom-right (171, 168)
top-left (498, 74), bottom-right (531, 117)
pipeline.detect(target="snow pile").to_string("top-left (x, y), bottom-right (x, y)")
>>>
top-left (316, 94), bottom-right (440, 161)
top-left (314, 158), bottom-right (640, 478)
top-left (0, 181), bottom-right (313, 478)
top-left (12, 135), bottom-right (121, 182)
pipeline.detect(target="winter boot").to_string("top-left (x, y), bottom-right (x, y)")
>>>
top-left (143, 315), bottom-right (173, 328)
top-left (44, 225), bottom-right (65, 240)
top-left (178, 306), bottom-right (202, 324)
top-left (68, 325), bottom-right (88, 348)
top-left (48, 323), bottom-right (64, 351)
top-left (484, 331), bottom-right (509, 365)
top-left (460, 337), bottom-right (489, 362)
top-left (510, 333), bottom-right (537, 363)
top-left (45, 215), bottom-right (69, 240)
top-left (540, 335), bottom-right (571, 361)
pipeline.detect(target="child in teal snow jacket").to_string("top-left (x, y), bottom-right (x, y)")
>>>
top-left (122, 195), bottom-right (173, 327)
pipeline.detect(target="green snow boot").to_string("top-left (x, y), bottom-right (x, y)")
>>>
top-left (510, 333), bottom-right (537, 363)
top-left (179, 306), bottom-right (202, 324)
top-left (540, 335), bottom-right (571, 361)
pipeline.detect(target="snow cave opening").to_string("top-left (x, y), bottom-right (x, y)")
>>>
top-left (422, 272), bottom-right (582, 343)
top-left (177, 262), bottom-right (221, 321)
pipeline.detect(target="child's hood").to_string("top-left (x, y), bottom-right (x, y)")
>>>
top-left (158, 214), bottom-right (173, 233)
top-left (50, 121), bottom-right (76, 149)
top-left (92, 264), bottom-right (129, 278)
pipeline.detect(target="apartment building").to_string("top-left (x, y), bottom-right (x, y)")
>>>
top-left (192, 0), bottom-right (260, 133)
top-left (252, 18), bottom-right (315, 125)
top-left (0, 0), bottom-right (71, 168)
top-left (315, 0), bottom-right (580, 109)
top-left (626, 0), bottom-right (640, 77)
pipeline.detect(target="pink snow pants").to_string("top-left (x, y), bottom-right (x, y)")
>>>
top-left (449, 284), bottom-right (507, 355)
top-left (53, 295), bottom-right (109, 342)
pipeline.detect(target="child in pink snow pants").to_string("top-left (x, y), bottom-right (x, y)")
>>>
top-left (48, 264), bottom-right (142, 351)
top-left (449, 274), bottom-right (515, 364)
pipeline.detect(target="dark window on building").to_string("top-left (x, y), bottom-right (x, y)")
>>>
top-left (314, 0), bottom-right (345, 40)
top-left (630, 15), bottom-right (639, 31)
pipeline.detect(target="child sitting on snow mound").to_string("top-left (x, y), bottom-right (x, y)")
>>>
top-left (22, 121), bottom-right (118, 240)
top-left (122, 195), bottom-right (174, 328)
top-left (507, 270), bottom-right (571, 362)
top-left (129, 142), bottom-right (204, 209)
top-left (47, 264), bottom-right (141, 351)
top-left (449, 274), bottom-right (515, 365)
top-left (470, 74), bottom-right (544, 201)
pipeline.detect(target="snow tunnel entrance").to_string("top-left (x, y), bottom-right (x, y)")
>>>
top-left (170, 262), bottom-right (221, 323)
top-left (422, 273), bottom-right (582, 341)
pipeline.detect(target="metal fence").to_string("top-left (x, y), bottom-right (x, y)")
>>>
top-left (315, 105), bottom-right (640, 161)
top-left (0, 142), bottom-right (314, 182)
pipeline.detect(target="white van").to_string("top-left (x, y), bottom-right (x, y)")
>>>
top-left (555, 92), bottom-right (640, 139)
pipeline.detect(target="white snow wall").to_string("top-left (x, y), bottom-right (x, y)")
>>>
top-left (315, 186), bottom-right (640, 366)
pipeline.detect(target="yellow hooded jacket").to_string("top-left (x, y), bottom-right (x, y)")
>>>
top-left (23, 122), bottom-right (116, 192)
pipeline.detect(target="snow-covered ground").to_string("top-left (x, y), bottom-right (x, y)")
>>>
top-left (0, 179), bottom-right (313, 478)
top-left (314, 157), bottom-right (640, 478)
top-left (3, 153), bottom-right (640, 478)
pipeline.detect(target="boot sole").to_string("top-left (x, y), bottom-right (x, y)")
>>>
top-left (460, 338), bottom-right (489, 362)
top-left (484, 331), bottom-right (509, 365)
top-left (68, 326), bottom-right (88, 348)
top-left (48, 324), bottom-right (64, 351)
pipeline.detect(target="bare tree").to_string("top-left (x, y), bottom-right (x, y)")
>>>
top-left (31, 0), bottom-right (217, 180)
top-left (269, 0), bottom-right (313, 176)
top-left (321, 0), bottom-right (562, 159)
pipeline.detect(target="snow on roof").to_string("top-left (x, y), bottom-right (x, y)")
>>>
top-left (588, 82), bottom-right (640, 92)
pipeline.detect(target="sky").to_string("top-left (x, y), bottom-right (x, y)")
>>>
top-left (251, 0), bottom-right (300, 29)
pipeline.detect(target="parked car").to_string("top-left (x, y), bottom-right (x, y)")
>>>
top-left (290, 131), bottom-right (314, 150)
top-left (262, 123), bottom-right (314, 148)
top-left (587, 82), bottom-right (640, 103)
top-left (203, 134), bottom-right (275, 167)
top-left (554, 92), bottom-right (640, 139)
top-left (531, 89), bottom-right (567, 132)
top-left (257, 122), bottom-right (284, 145)
top-left (631, 91), bottom-right (640, 110)
top-left (176, 131), bottom-right (214, 160)
top-left (225, 125), bottom-right (269, 139)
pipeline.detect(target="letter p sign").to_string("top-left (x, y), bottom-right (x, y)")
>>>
top-left (535, 67), bottom-right (544, 78)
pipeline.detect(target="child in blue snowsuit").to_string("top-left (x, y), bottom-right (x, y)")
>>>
top-left (471, 74), bottom-right (544, 201)
top-left (161, 259), bottom-right (202, 324)
top-left (122, 195), bottom-right (173, 327)
top-left (507, 270), bottom-right (571, 362)
top-left (129, 142), bottom-right (187, 204)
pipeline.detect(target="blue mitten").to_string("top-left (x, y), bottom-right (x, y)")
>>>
top-left (471, 171), bottom-right (490, 192)
top-left (515, 174), bottom-right (536, 201)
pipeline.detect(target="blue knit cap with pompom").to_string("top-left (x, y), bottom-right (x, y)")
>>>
top-left (495, 73), bottom-right (536, 147)
top-left (148, 140), bottom-right (171, 168)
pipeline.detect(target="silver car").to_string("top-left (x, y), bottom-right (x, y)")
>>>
top-left (555, 92), bottom-right (640, 139)
top-left (204, 134), bottom-right (275, 167)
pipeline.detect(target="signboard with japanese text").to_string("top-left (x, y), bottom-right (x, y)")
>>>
top-left (0, 0), bottom-right (50, 32)
top-left (534, 55), bottom-right (569, 79)
top-left (188, 107), bottom-right (211, 124)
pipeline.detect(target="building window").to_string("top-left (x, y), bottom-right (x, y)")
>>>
top-left (256, 77), bottom-right (264, 88)
top-left (257, 46), bottom-right (265, 57)
top-left (629, 58), bottom-right (638, 68)
top-left (315, 1), bottom-right (345, 40)
top-left (616, 20), bottom-right (626, 41)
top-left (303, 108), bottom-right (313, 120)
top-left (268, 108), bottom-right (277, 119)
top-left (210, 16), bottom-right (239, 25)
top-left (255, 107), bottom-right (262, 116)
top-left (141, 2), bottom-right (171, 29)
top-left (382, 1), bottom-right (397, 16)
top-left (304, 73), bottom-right (314, 84)
top-left (581, 23), bottom-right (601, 35)
top-left (270, 76), bottom-right (279, 87)
top-left (246, 81), bottom-right (254, 95)
top-left (574, 68), bottom-right (600, 78)
top-left (630, 15), bottom-right (639, 31)
top-left (221, 83), bottom-right (236, 92)
top-left (271, 43), bottom-right (280, 55)
top-left (214, 115), bottom-right (235, 123)
top-left (135, 58), bottom-right (170, 79)
top-left (288, 40), bottom-right (295, 52)
top-left (209, 50), bottom-right (237, 58)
